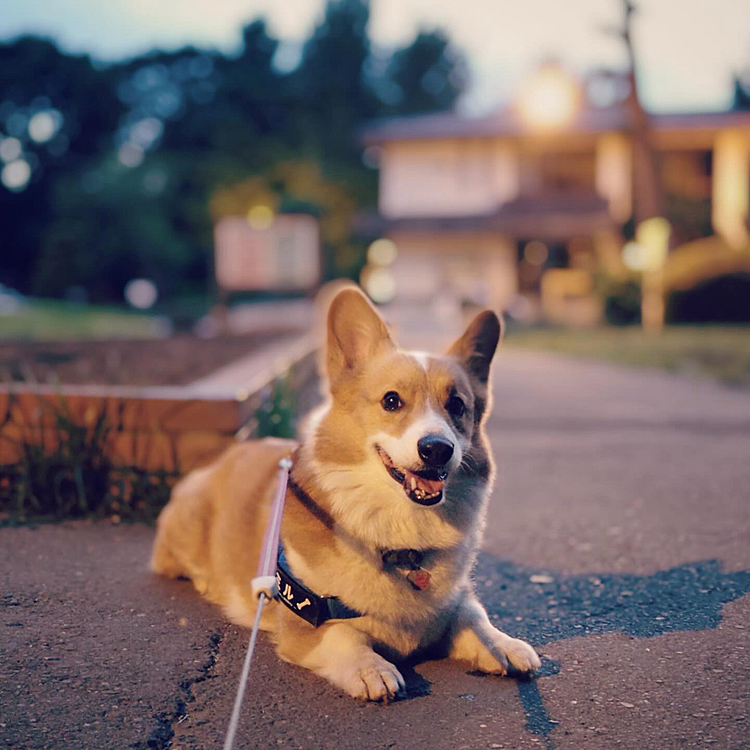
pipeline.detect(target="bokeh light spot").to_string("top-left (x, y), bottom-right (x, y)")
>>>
top-left (1, 159), bottom-right (31, 191)
top-left (524, 240), bottom-right (549, 266)
top-left (0, 137), bottom-right (22, 163)
top-left (367, 238), bottom-right (398, 266)
top-left (130, 117), bottom-right (163, 148)
top-left (622, 241), bottom-right (646, 271)
top-left (118, 142), bottom-right (144, 168)
top-left (361, 265), bottom-right (396, 303)
top-left (247, 205), bottom-right (274, 230)
top-left (28, 110), bottom-right (62, 143)
top-left (124, 278), bottom-right (158, 309)
top-left (517, 65), bottom-right (579, 131)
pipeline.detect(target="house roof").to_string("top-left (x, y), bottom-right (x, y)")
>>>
top-left (355, 193), bottom-right (615, 241)
top-left (362, 106), bottom-right (750, 144)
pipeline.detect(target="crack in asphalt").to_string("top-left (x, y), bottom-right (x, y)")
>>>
top-left (131, 557), bottom-right (750, 749)
top-left (132, 627), bottom-right (226, 750)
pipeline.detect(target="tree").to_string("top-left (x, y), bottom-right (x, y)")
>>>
top-left (0, 36), bottom-right (124, 293)
top-left (601, 0), bottom-right (664, 225)
top-left (210, 160), bottom-right (361, 281)
top-left (383, 30), bottom-right (467, 115)
top-left (291, 0), bottom-right (378, 160)
top-left (731, 73), bottom-right (750, 110)
top-left (0, 10), bottom-right (469, 304)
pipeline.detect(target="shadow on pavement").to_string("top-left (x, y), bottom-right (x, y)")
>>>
top-left (472, 553), bottom-right (750, 745)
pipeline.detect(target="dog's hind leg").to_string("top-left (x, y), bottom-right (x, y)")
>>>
top-left (150, 534), bottom-right (183, 578)
top-left (448, 594), bottom-right (541, 675)
top-left (150, 466), bottom-right (215, 594)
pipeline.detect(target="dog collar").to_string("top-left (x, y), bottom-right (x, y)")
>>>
top-left (275, 544), bottom-right (362, 627)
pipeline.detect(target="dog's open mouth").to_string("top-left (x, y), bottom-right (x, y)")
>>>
top-left (375, 445), bottom-right (447, 506)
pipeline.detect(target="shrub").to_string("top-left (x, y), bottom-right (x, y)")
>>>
top-left (603, 280), bottom-right (641, 326)
top-left (254, 376), bottom-right (297, 439)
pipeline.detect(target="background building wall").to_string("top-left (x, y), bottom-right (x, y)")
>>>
top-left (379, 138), bottom-right (520, 218)
top-left (388, 230), bottom-right (517, 311)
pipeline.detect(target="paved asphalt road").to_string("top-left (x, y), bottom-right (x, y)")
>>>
top-left (2, 350), bottom-right (749, 750)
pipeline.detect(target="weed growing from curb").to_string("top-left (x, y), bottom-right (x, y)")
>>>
top-left (0, 394), bottom-right (178, 526)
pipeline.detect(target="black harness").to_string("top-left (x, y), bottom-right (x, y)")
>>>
top-left (275, 544), bottom-right (361, 627)
top-left (275, 545), bottom-right (430, 627)
top-left (274, 477), bottom-right (432, 627)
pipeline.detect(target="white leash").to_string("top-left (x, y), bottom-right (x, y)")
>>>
top-left (222, 457), bottom-right (292, 750)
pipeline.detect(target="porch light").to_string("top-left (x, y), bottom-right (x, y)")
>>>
top-left (517, 65), bottom-right (580, 131)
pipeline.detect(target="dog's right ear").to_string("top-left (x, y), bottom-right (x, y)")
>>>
top-left (447, 310), bottom-right (502, 384)
top-left (326, 287), bottom-right (394, 382)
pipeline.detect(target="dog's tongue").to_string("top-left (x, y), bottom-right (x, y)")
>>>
top-left (406, 470), bottom-right (444, 495)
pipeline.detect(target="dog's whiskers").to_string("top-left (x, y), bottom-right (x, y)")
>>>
top-left (459, 454), bottom-right (479, 473)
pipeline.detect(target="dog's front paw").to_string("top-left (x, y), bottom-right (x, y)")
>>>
top-left (331, 651), bottom-right (405, 702)
top-left (502, 636), bottom-right (541, 674)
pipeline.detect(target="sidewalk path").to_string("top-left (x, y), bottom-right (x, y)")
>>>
top-left (187, 300), bottom-right (315, 398)
top-left (2, 338), bottom-right (749, 749)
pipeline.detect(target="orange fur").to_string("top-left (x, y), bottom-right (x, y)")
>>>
top-left (151, 287), bottom-right (540, 700)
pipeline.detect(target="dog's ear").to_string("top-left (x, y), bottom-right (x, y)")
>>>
top-left (447, 310), bottom-right (502, 383)
top-left (326, 287), bottom-right (394, 381)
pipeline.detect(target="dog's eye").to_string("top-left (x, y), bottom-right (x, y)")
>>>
top-left (381, 391), bottom-right (403, 412)
top-left (446, 395), bottom-right (465, 418)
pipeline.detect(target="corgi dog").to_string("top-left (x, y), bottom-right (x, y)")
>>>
top-left (151, 286), bottom-right (541, 701)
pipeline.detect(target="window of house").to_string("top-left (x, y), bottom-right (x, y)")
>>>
top-left (661, 150), bottom-right (712, 201)
top-left (539, 152), bottom-right (596, 193)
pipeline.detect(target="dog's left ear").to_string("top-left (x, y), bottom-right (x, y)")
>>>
top-left (447, 310), bottom-right (503, 383)
top-left (326, 287), bottom-right (394, 382)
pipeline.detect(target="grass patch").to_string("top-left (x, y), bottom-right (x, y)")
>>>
top-left (504, 325), bottom-right (750, 386)
top-left (0, 299), bottom-right (167, 341)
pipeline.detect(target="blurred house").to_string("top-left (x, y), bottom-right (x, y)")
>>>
top-left (360, 73), bottom-right (750, 323)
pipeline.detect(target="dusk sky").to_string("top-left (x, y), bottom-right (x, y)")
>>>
top-left (1, 0), bottom-right (748, 114)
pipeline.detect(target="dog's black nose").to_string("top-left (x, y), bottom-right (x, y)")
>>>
top-left (417, 434), bottom-right (454, 467)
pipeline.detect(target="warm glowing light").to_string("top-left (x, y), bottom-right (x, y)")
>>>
top-left (635, 217), bottom-right (671, 271)
top-left (360, 265), bottom-right (396, 303)
top-left (517, 66), bottom-right (579, 131)
top-left (247, 204), bottom-right (274, 230)
top-left (524, 240), bottom-right (549, 266)
top-left (713, 130), bottom-right (750, 249)
top-left (1, 159), bottom-right (31, 191)
top-left (622, 241), bottom-right (646, 271)
top-left (367, 238), bottom-right (398, 266)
